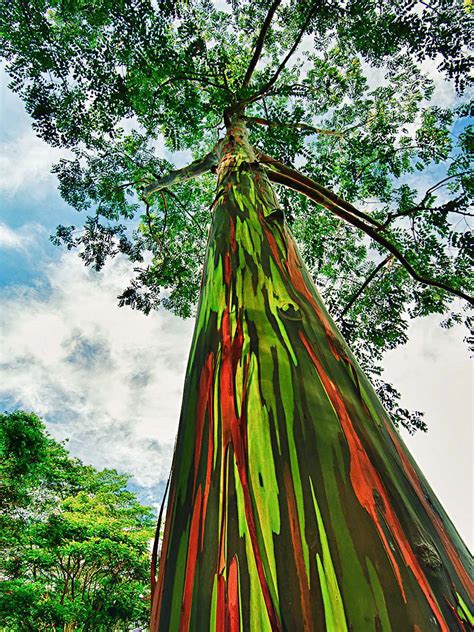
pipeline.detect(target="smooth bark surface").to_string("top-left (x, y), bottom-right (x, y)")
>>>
top-left (151, 120), bottom-right (472, 631)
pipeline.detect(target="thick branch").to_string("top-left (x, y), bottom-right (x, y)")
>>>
top-left (264, 163), bottom-right (474, 305)
top-left (143, 151), bottom-right (217, 197)
top-left (241, 0), bottom-right (283, 89)
top-left (339, 255), bottom-right (394, 318)
top-left (258, 152), bottom-right (383, 229)
top-left (244, 115), bottom-right (342, 137)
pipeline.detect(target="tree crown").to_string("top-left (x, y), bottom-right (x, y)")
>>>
top-left (1, 0), bottom-right (472, 432)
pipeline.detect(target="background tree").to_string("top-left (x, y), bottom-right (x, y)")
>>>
top-left (0, 411), bottom-right (154, 631)
top-left (1, 1), bottom-right (472, 630)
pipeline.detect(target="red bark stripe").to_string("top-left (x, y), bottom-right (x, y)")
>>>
top-left (180, 485), bottom-right (203, 632)
top-left (228, 555), bottom-right (241, 632)
top-left (299, 331), bottom-right (449, 632)
top-left (224, 251), bottom-right (232, 285)
top-left (201, 358), bottom-right (215, 550)
top-left (216, 573), bottom-right (226, 632)
top-left (384, 420), bottom-right (472, 596)
top-left (284, 464), bottom-right (314, 631)
top-left (445, 597), bottom-right (469, 630)
top-left (194, 353), bottom-right (214, 493)
top-left (229, 215), bottom-right (236, 253)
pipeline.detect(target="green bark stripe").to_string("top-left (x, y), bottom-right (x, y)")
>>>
top-left (310, 477), bottom-right (348, 631)
top-left (456, 592), bottom-right (474, 625)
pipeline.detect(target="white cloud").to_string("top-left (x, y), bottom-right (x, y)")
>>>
top-left (384, 316), bottom-right (473, 550)
top-left (0, 223), bottom-right (24, 249)
top-left (0, 129), bottom-right (68, 198)
top-left (0, 222), bottom-right (47, 250)
top-left (0, 252), bottom-right (194, 491)
top-left (419, 56), bottom-right (459, 109)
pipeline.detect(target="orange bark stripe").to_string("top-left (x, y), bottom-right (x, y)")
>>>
top-left (194, 353), bottom-right (214, 491)
top-left (180, 485), bottom-right (203, 632)
top-left (299, 331), bottom-right (449, 632)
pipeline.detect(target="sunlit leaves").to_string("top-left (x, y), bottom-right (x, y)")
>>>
top-left (1, 411), bottom-right (154, 630)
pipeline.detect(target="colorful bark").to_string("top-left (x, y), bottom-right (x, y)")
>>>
top-left (150, 119), bottom-right (472, 631)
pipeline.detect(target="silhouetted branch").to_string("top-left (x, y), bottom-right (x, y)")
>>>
top-left (241, 0), bottom-right (283, 89)
top-left (339, 255), bottom-right (394, 318)
top-left (243, 3), bottom-right (318, 105)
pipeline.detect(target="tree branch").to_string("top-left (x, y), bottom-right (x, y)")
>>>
top-left (258, 152), bottom-right (384, 229)
top-left (263, 159), bottom-right (474, 305)
top-left (243, 3), bottom-right (318, 106)
top-left (244, 115), bottom-right (342, 137)
top-left (339, 255), bottom-right (394, 318)
top-left (424, 171), bottom-right (470, 197)
top-left (380, 195), bottom-right (470, 228)
top-left (143, 151), bottom-right (218, 197)
top-left (144, 201), bottom-right (167, 256)
top-left (241, 0), bottom-right (283, 89)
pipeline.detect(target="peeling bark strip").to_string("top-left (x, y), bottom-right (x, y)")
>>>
top-left (150, 119), bottom-right (472, 631)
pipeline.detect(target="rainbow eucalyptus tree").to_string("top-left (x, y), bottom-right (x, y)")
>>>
top-left (2, 0), bottom-right (472, 629)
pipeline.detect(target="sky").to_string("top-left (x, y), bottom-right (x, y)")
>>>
top-left (0, 58), bottom-right (472, 549)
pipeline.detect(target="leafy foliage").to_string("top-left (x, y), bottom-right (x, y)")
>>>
top-left (1, 0), bottom-right (472, 432)
top-left (0, 411), bottom-right (154, 631)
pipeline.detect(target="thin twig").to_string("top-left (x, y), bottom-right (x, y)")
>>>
top-left (339, 255), bottom-right (394, 318)
top-left (157, 74), bottom-right (230, 94)
top-left (424, 171), bottom-right (470, 197)
top-left (355, 145), bottom-right (451, 182)
top-left (164, 190), bottom-right (206, 238)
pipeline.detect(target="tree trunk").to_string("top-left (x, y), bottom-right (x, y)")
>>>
top-left (150, 119), bottom-right (472, 631)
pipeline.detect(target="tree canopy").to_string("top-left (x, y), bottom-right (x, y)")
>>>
top-left (1, 0), bottom-right (472, 433)
top-left (0, 410), bottom-right (154, 631)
